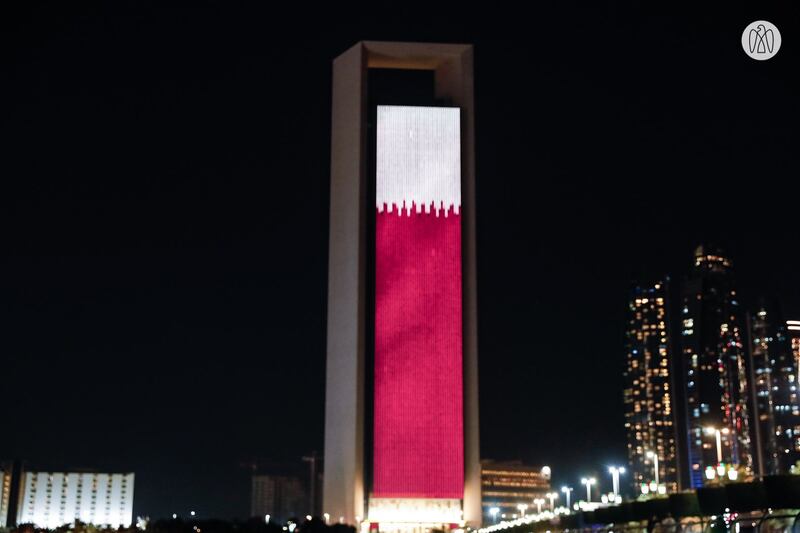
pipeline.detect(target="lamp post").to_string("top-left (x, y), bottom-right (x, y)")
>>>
top-left (561, 486), bottom-right (573, 510)
top-left (705, 426), bottom-right (730, 464)
top-left (517, 503), bottom-right (528, 517)
top-left (645, 451), bottom-right (660, 487)
top-left (608, 466), bottom-right (626, 498)
top-left (489, 507), bottom-right (500, 524)
top-left (546, 492), bottom-right (558, 510)
top-left (581, 477), bottom-right (596, 502)
top-left (533, 499), bottom-right (544, 514)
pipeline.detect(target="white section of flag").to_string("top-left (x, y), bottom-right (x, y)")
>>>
top-left (376, 105), bottom-right (461, 216)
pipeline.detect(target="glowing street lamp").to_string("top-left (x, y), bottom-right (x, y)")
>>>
top-left (561, 486), bottom-right (573, 510)
top-left (517, 503), bottom-right (528, 517)
top-left (533, 498), bottom-right (545, 514)
top-left (546, 492), bottom-right (559, 510)
top-left (489, 507), bottom-right (500, 524)
top-left (646, 451), bottom-right (660, 487)
top-left (608, 466), bottom-right (626, 498)
top-left (581, 477), bottom-right (596, 502)
top-left (704, 426), bottom-right (729, 464)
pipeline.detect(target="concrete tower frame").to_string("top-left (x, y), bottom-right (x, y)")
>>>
top-left (323, 41), bottom-right (480, 527)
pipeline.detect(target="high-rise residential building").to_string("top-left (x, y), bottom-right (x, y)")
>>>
top-left (680, 245), bottom-right (752, 487)
top-left (251, 474), bottom-right (307, 524)
top-left (623, 280), bottom-right (678, 495)
top-left (748, 307), bottom-right (800, 475)
top-left (480, 461), bottom-right (551, 523)
top-left (324, 42), bottom-right (480, 530)
top-left (789, 320), bottom-right (800, 381)
top-left (16, 472), bottom-right (134, 529)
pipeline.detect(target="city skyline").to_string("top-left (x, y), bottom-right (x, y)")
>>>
top-left (2, 1), bottom-right (798, 522)
top-left (621, 246), bottom-right (800, 497)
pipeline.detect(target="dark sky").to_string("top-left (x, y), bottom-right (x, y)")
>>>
top-left (2, 0), bottom-right (799, 521)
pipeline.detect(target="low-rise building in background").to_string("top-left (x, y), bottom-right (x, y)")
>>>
top-left (251, 474), bottom-right (306, 524)
top-left (0, 464), bottom-right (134, 529)
top-left (480, 460), bottom-right (551, 523)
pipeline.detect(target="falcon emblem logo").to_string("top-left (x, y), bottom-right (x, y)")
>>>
top-left (749, 24), bottom-right (775, 54)
top-left (742, 21), bottom-right (781, 60)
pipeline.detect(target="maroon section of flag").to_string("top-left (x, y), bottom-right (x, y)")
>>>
top-left (373, 205), bottom-right (464, 499)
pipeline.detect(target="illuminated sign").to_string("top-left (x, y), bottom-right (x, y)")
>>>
top-left (373, 105), bottom-right (463, 500)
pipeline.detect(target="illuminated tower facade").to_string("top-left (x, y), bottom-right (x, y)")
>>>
top-left (623, 280), bottom-right (678, 494)
top-left (748, 306), bottom-right (800, 475)
top-left (323, 42), bottom-right (480, 530)
top-left (680, 245), bottom-right (752, 488)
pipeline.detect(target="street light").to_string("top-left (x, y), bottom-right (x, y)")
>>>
top-left (546, 492), bottom-right (559, 510)
top-left (705, 427), bottom-right (730, 464)
top-left (581, 477), bottom-right (596, 502)
top-left (646, 451), bottom-right (660, 487)
top-left (533, 498), bottom-right (544, 514)
top-left (608, 466), bottom-right (626, 498)
top-left (517, 503), bottom-right (528, 517)
top-left (489, 507), bottom-right (500, 524)
top-left (561, 486), bottom-right (573, 510)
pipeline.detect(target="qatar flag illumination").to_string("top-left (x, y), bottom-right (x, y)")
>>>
top-left (373, 105), bottom-right (464, 500)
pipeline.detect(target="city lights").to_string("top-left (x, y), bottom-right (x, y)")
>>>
top-left (9, 25), bottom-right (800, 533)
top-left (624, 281), bottom-right (677, 495)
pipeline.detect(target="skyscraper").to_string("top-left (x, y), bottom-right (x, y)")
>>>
top-left (623, 280), bottom-right (678, 494)
top-left (680, 245), bottom-right (752, 487)
top-left (323, 42), bottom-right (480, 530)
top-left (789, 320), bottom-right (800, 379)
top-left (748, 306), bottom-right (800, 475)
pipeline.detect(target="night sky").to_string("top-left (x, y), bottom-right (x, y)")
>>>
top-left (2, 1), bottom-right (799, 521)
